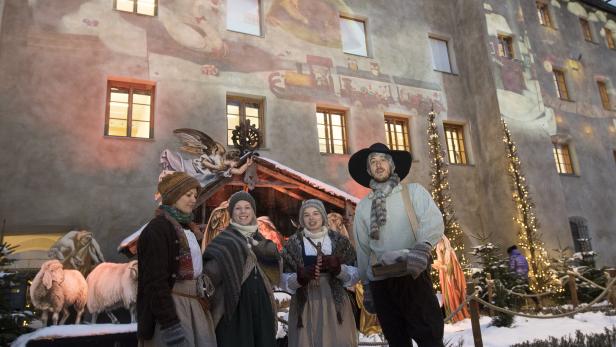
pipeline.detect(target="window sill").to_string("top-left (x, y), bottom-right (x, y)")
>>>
top-left (558, 97), bottom-right (575, 102)
top-left (104, 135), bottom-right (154, 142)
top-left (343, 51), bottom-right (370, 59)
top-left (540, 24), bottom-right (557, 31)
top-left (433, 69), bottom-right (458, 76)
top-left (319, 152), bottom-right (349, 157)
top-left (226, 29), bottom-right (263, 38)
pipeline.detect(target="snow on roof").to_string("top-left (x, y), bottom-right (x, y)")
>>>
top-left (11, 323), bottom-right (137, 347)
top-left (117, 223), bottom-right (148, 252)
top-left (256, 157), bottom-right (359, 204)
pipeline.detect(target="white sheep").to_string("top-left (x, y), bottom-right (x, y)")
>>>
top-left (86, 260), bottom-right (138, 324)
top-left (30, 259), bottom-right (88, 325)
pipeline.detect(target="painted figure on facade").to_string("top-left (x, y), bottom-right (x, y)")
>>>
top-left (202, 191), bottom-right (280, 347)
top-left (160, 128), bottom-right (253, 192)
top-left (48, 230), bottom-right (105, 277)
top-left (432, 235), bottom-right (470, 323)
top-left (137, 172), bottom-right (217, 347)
top-left (349, 143), bottom-right (445, 347)
top-left (281, 199), bottom-right (359, 347)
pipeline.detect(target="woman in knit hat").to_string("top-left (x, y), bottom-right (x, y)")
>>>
top-left (202, 191), bottom-right (280, 347)
top-left (280, 199), bottom-right (359, 347)
top-left (137, 172), bottom-right (217, 347)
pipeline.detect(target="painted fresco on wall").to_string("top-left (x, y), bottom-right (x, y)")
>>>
top-left (25, 0), bottom-right (444, 113)
top-left (266, 0), bottom-right (351, 47)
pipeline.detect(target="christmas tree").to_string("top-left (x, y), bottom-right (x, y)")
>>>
top-left (502, 119), bottom-right (559, 293)
top-left (0, 241), bottom-right (33, 344)
top-left (426, 111), bottom-right (467, 266)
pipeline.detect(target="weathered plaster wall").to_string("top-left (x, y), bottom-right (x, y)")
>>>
top-left (0, 0), bottom-right (613, 265)
top-left (483, 0), bottom-right (616, 266)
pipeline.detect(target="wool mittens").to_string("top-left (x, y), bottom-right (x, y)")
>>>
top-left (162, 322), bottom-right (186, 346)
top-left (405, 242), bottom-right (433, 279)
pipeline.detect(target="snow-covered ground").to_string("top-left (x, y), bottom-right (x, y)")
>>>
top-left (442, 311), bottom-right (614, 346)
top-left (11, 323), bottom-right (137, 347)
top-left (11, 311), bottom-right (615, 347)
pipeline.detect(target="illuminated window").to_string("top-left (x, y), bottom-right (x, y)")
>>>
top-left (497, 35), bottom-right (515, 59)
top-left (340, 16), bottom-right (368, 56)
top-left (316, 109), bottom-right (347, 154)
top-left (553, 68), bottom-right (570, 101)
top-left (597, 81), bottom-right (611, 110)
top-left (579, 18), bottom-right (593, 42)
top-left (536, 2), bottom-right (553, 28)
top-left (227, 0), bottom-right (261, 36)
top-left (226, 96), bottom-right (263, 146)
top-left (429, 37), bottom-right (452, 73)
top-left (113, 0), bottom-right (157, 16)
top-left (553, 143), bottom-right (574, 174)
top-left (443, 123), bottom-right (468, 165)
top-left (384, 116), bottom-right (410, 152)
top-left (606, 28), bottom-right (616, 49)
top-left (105, 77), bottom-right (155, 139)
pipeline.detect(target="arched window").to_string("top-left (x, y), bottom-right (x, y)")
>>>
top-left (568, 217), bottom-right (594, 264)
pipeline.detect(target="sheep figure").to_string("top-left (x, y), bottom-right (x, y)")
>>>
top-left (30, 259), bottom-right (88, 325)
top-left (86, 260), bottom-right (138, 324)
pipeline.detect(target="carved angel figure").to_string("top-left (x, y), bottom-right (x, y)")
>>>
top-left (160, 128), bottom-right (253, 189)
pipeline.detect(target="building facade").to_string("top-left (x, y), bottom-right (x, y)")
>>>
top-left (0, 0), bottom-right (614, 267)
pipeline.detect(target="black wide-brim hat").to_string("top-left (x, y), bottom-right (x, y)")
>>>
top-left (348, 143), bottom-right (413, 188)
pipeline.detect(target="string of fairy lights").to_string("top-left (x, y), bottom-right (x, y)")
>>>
top-left (502, 119), bottom-right (560, 293)
top-left (427, 111), bottom-right (468, 271)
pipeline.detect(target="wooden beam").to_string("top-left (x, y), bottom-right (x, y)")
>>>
top-left (271, 185), bottom-right (305, 201)
top-left (257, 166), bottom-right (346, 208)
top-left (226, 181), bottom-right (299, 189)
top-left (196, 177), bottom-right (232, 207)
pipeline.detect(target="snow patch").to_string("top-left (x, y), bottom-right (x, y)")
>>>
top-left (12, 323), bottom-right (137, 347)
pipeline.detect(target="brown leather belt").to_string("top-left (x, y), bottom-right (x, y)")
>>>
top-left (172, 290), bottom-right (210, 312)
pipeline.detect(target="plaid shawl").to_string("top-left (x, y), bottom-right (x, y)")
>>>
top-left (281, 230), bottom-right (356, 327)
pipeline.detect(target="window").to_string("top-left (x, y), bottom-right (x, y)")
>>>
top-left (553, 143), bottom-right (574, 174)
top-left (552, 68), bottom-right (570, 100)
top-left (105, 78), bottom-right (155, 139)
top-left (579, 18), bottom-right (593, 42)
top-left (340, 16), bottom-right (368, 56)
top-left (569, 217), bottom-right (594, 263)
top-left (597, 81), bottom-right (611, 110)
top-left (226, 96), bottom-right (263, 146)
top-left (443, 124), bottom-right (468, 165)
top-left (429, 37), bottom-right (452, 73)
top-left (497, 34), bottom-right (515, 59)
top-left (606, 28), bottom-right (616, 49)
top-left (227, 0), bottom-right (261, 36)
top-left (316, 109), bottom-right (347, 154)
top-left (384, 116), bottom-right (411, 152)
top-left (536, 2), bottom-right (553, 28)
top-left (114, 0), bottom-right (157, 16)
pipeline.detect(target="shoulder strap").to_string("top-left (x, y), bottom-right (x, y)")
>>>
top-left (401, 184), bottom-right (419, 242)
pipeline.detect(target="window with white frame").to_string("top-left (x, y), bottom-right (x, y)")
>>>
top-left (340, 16), bottom-right (368, 56)
top-left (553, 142), bottom-right (574, 174)
top-left (443, 123), bottom-right (468, 165)
top-left (227, 0), bottom-right (261, 36)
top-left (429, 37), bottom-right (452, 73)
top-left (114, 0), bottom-right (157, 16)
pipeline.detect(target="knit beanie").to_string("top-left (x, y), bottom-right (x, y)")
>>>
top-left (227, 191), bottom-right (257, 214)
top-left (298, 199), bottom-right (328, 228)
top-left (158, 172), bottom-right (201, 205)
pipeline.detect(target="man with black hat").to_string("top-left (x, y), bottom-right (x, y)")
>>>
top-left (348, 143), bottom-right (445, 347)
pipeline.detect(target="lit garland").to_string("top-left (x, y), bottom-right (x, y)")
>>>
top-left (426, 111), bottom-right (468, 277)
top-left (502, 119), bottom-right (560, 293)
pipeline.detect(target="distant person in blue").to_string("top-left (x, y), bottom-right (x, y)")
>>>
top-left (507, 245), bottom-right (539, 307)
top-left (507, 245), bottom-right (529, 279)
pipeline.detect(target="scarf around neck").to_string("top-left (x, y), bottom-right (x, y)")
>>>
top-left (230, 221), bottom-right (258, 238)
top-left (368, 173), bottom-right (400, 240)
top-left (160, 204), bottom-right (193, 225)
top-left (302, 226), bottom-right (328, 240)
